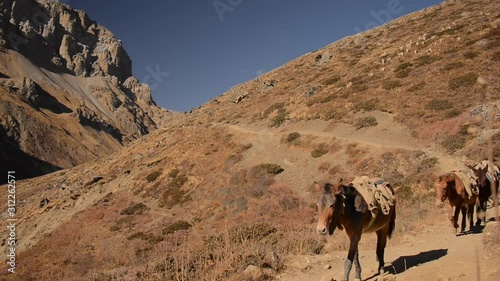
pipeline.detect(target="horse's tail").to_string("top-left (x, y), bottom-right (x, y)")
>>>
top-left (388, 203), bottom-right (396, 239)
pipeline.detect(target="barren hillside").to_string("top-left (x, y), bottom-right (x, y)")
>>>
top-left (0, 0), bottom-right (499, 280)
top-left (0, 0), bottom-right (173, 182)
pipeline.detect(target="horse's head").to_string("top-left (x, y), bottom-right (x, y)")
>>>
top-left (467, 164), bottom-right (489, 188)
top-left (315, 179), bottom-right (343, 235)
top-left (432, 174), bottom-right (448, 208)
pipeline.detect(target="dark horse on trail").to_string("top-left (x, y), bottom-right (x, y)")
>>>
top-left (315, 179), bottom-right (396, 281)
top-left (432, 165), bottom-right (487, 234)
top-left (473, 161), bottom-right (500, 226)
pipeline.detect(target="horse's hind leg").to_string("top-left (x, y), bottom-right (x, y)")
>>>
top-left (376, 228), bottom-right (388, 275)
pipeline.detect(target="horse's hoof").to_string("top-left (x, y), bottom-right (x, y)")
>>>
top-left (379, 268), bottom-right (385, 275)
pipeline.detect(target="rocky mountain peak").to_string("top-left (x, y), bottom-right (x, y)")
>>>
top-left (0, 0), bottom-right (172, 181)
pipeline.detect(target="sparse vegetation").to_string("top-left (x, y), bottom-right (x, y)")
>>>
top-left (449, 72), bottom-right (478, 90)
top-left (441, 125), bottom-right (470, 153)
top-left (323, 75), bottom-right (341, 85)
top-left (425, 99), bottom-right (453, 110)
top-left (159, 171), bottom-right (190, 208)
top-left (285, 132), bottom-right (301, 143)
top-left (463, 51), bottom-right (479, 59)
top-left (408, 82), bottom-right (425, 92)
top-left (270, 107), bottom-right (289, 127)
top-left (120, 203), bottom-right (148, 215)
top-left (394, 62), bottom-right (412, 78)
top-left (383, 80), bottom-right (402, 90)
top-left (311, 149), bottom-right (328, 158)
top-left (445, 108), bottom-right (462, 118)
top-left (251, 163), bottom-right (284, 178)
top-left (350, 83), bottom-right (368, 93)
top-left (162, 220), bottom-right (192, 235)
top-left (355, 98), bottom-right (379, 112)
top-left (492, 51), bottom-right (500, 61)
top-left (443, 61), bottom-right (464, 71)
top-left (354, 116), bottom-right (378, 129)
top-left (146, 170), bottom-right (162, 182)
top-left (263, 102), bottom-right (285, 116)
top-left (416, 55), bottom-right (442, 66)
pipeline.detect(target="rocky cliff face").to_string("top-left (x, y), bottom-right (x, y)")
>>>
top-left (0, 0), bottom-right (173, 182)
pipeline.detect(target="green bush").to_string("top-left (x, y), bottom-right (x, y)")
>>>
top-left (449, 73), bottom-right (477, 90)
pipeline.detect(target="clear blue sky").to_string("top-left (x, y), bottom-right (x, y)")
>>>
top-left (68, 0), bottom-right (443, 112)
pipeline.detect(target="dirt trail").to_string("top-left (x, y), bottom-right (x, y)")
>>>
top-left (222, 111), bottom-right (463, 173)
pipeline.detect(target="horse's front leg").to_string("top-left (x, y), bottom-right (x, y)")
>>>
top-left (449, 204), bottom-right (460, 234)
top-left (344, 234), bottom-right (361, 281)
top-left (475, 201), bottom-right (484, 227)
top-left (460, 206), bottom-right (467, 233)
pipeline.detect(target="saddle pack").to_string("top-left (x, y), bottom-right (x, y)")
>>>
top-left (452, 169), bottom-right (479, 198)
top-left (349, 176), bottom-right (395, 217)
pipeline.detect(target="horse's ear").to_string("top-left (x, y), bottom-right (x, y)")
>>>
top-left (333, 178), bottom-right (343, 195)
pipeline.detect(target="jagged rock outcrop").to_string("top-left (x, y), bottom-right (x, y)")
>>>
top-left (0, 0), bottom-right (172, 182)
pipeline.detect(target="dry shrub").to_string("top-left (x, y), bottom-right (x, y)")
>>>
top-left (120, 203), bottom-right (148, 215)
top-left (449, 72), bottom-right (478, 90)
top-left (163, 220), bottom-right (192, 235)
top-left (284, 132), bottom-right (301, 143)
top-left (354, 116), bottom-right (378, 129)
top-left (425, 98), bottom-right (453, 110)
top-left (383, 80), bottom-right (402, 90)
top-left (394, 189), bottom-right (439, 235)
top-left (159, 171), bottom-right (191, 208)
top-left (146, 170), bottom-right (162, 182)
